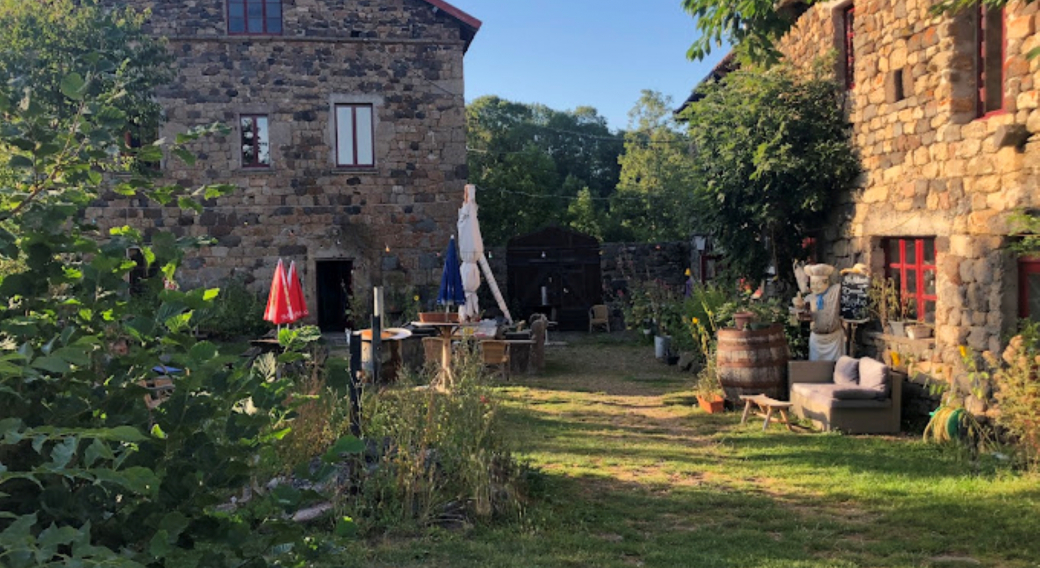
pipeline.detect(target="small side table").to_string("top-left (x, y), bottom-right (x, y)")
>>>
top-left (740, 394), bottom-right (794, 432)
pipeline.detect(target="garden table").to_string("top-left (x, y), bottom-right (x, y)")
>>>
top-left (411, 321), bottom-right (479, 389)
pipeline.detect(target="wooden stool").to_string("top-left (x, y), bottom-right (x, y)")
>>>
top-left (739, 394), bottom-right (794, 432)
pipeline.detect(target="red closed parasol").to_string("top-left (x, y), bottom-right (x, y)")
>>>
top-left (264, 259), bottom-right (296, 325)
top-left (287, 261), bottom-right (309, 322)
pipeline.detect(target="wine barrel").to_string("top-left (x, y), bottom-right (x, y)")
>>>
top-left (716, 325), bottom-right (789, 401)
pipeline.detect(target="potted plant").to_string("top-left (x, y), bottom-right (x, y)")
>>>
top-left (694, 360), bottom-right (725, 414)
top-left (869, 276), bottom-right (911, 336)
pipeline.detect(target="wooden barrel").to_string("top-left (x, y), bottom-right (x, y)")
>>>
top-left (716, 325), bottom-right (789, 401)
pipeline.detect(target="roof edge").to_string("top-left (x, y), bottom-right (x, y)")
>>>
top-left (421, 0), bottom-right (482, 51)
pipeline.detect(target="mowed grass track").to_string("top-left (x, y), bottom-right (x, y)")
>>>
top-left (342, 334), bottom-right (1040, 568)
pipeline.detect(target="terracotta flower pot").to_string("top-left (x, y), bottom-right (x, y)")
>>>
top-left (733, 311), bottom-right (755, 331)
top-left (418, 312), bottom-right (459, 324)
top-left (697, 394), bottom-right (725, 414)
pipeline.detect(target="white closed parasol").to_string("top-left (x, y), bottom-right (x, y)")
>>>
top-left (457, 185), bottom-right (512, 323)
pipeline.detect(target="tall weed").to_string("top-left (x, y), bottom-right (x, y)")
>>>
top-left (344, 341), bottom-right (526, 533)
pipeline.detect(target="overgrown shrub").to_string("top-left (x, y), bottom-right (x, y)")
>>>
top-left (992, 324), bottom-right (1040, 466)
top-left (345, 342), bottom-right (526, 533)
top-left (0, 2), bottom-right (357, 564)
top-left (197, 276), bottom-right (269, 339)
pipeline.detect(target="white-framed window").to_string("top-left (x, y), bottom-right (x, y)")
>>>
top-left (240, 114), bottom-right (271, 168)
top-left (334, 104), bottom-right (375, 168)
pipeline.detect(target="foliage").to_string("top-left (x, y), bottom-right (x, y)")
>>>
top-left (0, 2), bottom-right (358, 565)
top-left (693, 358), bottom-right (723, 399)
top-left (346, 342), bottom-right (526, 533)
top-left (466, 96), bottom-right (624, 245)
top-left (681, 61), bottom-right (860, 285)
top-left (612, 91), bottom-right (699, 242)
top-left (195, 276), bottom-right (269, 339)
top-left (991, 325), bottom-right (1040, 466)
top-left (869, 275), bottom-right (912, 328)
top-left (681, 0), bottom-right (1036, 64)
top-left (1008, 209), bottom-right (1040, 258)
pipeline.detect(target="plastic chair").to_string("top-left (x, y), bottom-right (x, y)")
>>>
top-left (588, 304), bottom-right (610, 333)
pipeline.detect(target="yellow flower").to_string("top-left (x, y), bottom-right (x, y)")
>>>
top-left (890, 352), bottom-right (901, 367)
top-left (413, 295), bottom-right (420, 302)
top-left (692, 317), bottom-right (699, 325)
top-left (958, 345), bottom-right (968, 359)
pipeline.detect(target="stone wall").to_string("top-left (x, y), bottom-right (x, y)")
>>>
top-left (777, 0), bottom-right (1040, 379)
top-left (89, 0), bottom-right (473, 320)
top-left (600, 242), bottom-right (693, 294)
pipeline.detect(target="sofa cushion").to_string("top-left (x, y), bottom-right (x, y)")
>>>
top-left (833, 388), bottom-right (885, 400)
top-left (833, 356), bottom-right (860, 386)
top-left (791, 383), bottom-right (843, 412)
top-left (831, 398), bottom-right (892, 410)
top-left (858, 357), bottom-right (889, 396)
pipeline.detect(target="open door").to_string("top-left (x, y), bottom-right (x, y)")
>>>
top-left (316, 260), bottom-right (352, 332)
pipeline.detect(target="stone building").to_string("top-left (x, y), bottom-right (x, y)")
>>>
top-left (698, 1), bottom-right (1039, 380)
top-left (89, 0), bottom-right (481, 330)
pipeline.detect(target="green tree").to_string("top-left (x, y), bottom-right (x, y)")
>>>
top-left (681, 63), bottom-right (860, 284)
top-left (683, 0), bottom-right (1036, 63)
top-left (612, 91), bottom-right (698, 242)
top-left (466, 96), bottom-right (623, 245)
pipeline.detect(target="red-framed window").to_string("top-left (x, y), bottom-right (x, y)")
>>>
top-left (335, 104), bottom-right (375, 168)
top-left (885, 237), bottom-right (937, 323)
top-left (240, 115), bottom-right (271, 168)
top-left (228, 0), bottom-right (283, 35)
top-left (1020, 258), bottom-right (1040, 320)
top-left (842, 5), bottom-right (855, 90)
top-left (976, 4), bottom-right (1005, 118)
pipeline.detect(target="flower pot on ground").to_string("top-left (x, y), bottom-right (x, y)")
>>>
top-left (654, 335), bottom-right (672, 360)
top-left (697, 394), bottom-right (725, 414)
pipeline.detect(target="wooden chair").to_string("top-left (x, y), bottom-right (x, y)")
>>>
top-left (480, 340), bottom-right (510, 380)
top-left (530, 316), bottom-right (547, 374)
top-left (422, 337), bottom-right (444, 369)
top-left (588, 304), bottom-right (610, 333)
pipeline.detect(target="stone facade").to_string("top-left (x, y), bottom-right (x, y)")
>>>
top-left (777, 0), bottom-right (1040, 379)
top-left (89, 0), bottom-right (479, 325)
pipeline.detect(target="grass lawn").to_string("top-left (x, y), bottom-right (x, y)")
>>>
top-left (341, 333), bottom-right (1040, 568)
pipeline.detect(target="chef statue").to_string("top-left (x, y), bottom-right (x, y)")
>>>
top-left (798, 263), bottom-right (844, 361)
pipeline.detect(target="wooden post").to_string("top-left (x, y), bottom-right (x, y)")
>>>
top-left (348, 330), bottom-right (363, 437)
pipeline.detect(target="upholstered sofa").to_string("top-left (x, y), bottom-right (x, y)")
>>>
top-left (788, 356), bottom-right (902, 434)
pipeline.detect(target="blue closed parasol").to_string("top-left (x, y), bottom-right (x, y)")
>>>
top-left (437, 236), bottom-right (466, 308)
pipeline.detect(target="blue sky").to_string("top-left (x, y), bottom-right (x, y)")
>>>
top-left (449, 0), bottom-right (728, 132)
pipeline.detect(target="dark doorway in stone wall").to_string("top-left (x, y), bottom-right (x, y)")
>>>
top-left (316, 260), bottom-right (353, 332)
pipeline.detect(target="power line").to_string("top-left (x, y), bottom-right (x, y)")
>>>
top-left (475, 184), bottom-right (667, 203)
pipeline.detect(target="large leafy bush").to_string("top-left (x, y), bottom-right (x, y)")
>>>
top-left (0, 2), bottom-right (354, 565)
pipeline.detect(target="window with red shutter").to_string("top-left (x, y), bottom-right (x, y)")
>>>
top-left (842, 5), bottom-right (855, 90)
top-left (976, 5), bottom-right (1005, 118)
top-left (884, 238), bottom-right (937, 323)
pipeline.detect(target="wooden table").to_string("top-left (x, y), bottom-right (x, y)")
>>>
top-left (740, 394), bottom-right (794, 432)
top-left (411, 321), bottom-right (478, 389)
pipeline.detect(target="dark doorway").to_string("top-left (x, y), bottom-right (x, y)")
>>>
top-left (507, 227), bottom-right (602, 331)
top-left (316, 260), bottom-right (353, 332)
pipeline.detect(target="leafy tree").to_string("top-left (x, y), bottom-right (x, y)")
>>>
top-left (681, 62), bottom-right (860, 284)
top-left (612, 91), bottom-right (699, 242)
top-left (466, 96), bottom-right (623, 245)
top-left (682, 0), bottom-right (1036, 64)
top-left (0, 2), bottom-right (355, 565)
